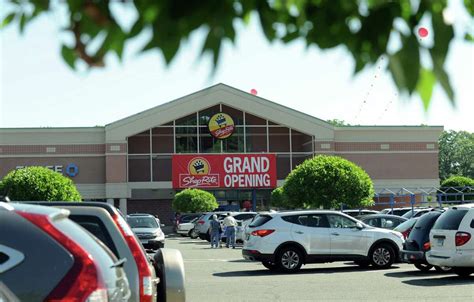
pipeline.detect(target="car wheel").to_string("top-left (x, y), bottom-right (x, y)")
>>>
top-left (189, 229), bottom-right (199, 239)
top-left (434, 266), bottom-right (452, 273)
top-left (354, 260), bottom-right (370, 268)
top-left (370, 244), bottom-right (395, 269)
top-left (262, 261), bottom-right (279, 271)
top-left (414, 262), bottom-right (433, 272)
top-left (276, 246), bottom-right (303, 273)
top-left (453, 267), bottom-right (474, 277)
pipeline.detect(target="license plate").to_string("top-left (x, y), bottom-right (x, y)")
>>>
top-left (436, 239), bottom-right (444, 246)
top-left (403, 254), bottom-right (408, 261)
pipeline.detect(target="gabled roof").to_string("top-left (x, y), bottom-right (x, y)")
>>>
top-left (105, 83), bottom-right (335, 142)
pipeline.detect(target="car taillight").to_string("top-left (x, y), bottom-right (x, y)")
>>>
top-left (422, 242), bottom-right (431, 251)
top-left (16, 211), bottom-right (107, 302)
top-left (401, 228), bottom-right (412, 239)
top-left (251, 229), bottom-right (275, 237)
top-left (198, 220), bottom-right (205, 225)
top-left (455, 232), bottom-right (471, 247)
top-left (112, 213), bottom-right (153, 302)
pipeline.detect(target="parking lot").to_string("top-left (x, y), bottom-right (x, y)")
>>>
top-left (166, 236), bottom-right (474, 302)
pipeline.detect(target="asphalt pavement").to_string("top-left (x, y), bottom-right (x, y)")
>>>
top-left (166, 236), bottom-right (474, 302)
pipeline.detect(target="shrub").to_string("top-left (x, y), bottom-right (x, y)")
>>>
top-left (0, 167), bottom-right (82, 201)
top-left (271, 187), bottom-right (291, 209)
top-left (441, 176), bottom-right (474, 187)
top-left (172, 188), bottom-right (218, 213)
top-left (283, 155), bottom-right (374, 209)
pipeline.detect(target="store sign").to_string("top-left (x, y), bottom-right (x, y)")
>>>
top-left (15, 163), bottom-right (79, 177)
top-left (172, 154), bottom-right (276, 189)
top-left (208, 112), bottom-right (235, 139)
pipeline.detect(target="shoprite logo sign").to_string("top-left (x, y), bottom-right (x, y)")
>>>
top-left (208, 112), bottom-right (235, 139)
top-left (173, 154), bottom-right (276, 189)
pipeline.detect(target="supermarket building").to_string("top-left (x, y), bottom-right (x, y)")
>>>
top-left (0, 84), bottom-right (443, 223)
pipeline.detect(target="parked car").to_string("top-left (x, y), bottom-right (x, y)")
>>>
top-left (127, 213), bottom-right (166, 249)
top-left (220, 212), bottom-right (258, 242)
top-left (400, 209), bottom-right (451, 272)
top-left (393, 217), bottom-right (419, 239)
top-left (1, 202), bottom-right (131, 301)
top-left (427, 204), bottom-right (474, 277)
top-left (342, 209), bottom-right (379, 217)
top-left (33, 201), bottom-right (186, 302)
top-left (177, 217), bottom-right (199, 237)
top-left (358, 214), bottom-right (407, 230)
top-left (380, 207), bottom-right (420, 216)
top-left (173, 213), bottom-right (202, 232)
top-left (195, 212), bottom-right (231, 241)
top-left (242, 210), bottom-right (404, 272)
top-left (401, 207), bottom-right (434, 219)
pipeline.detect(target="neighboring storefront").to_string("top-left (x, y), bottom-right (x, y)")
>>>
top-left (0, 84), bottom-right (443, 224)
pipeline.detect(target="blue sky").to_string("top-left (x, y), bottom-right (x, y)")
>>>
top-left (1, 0), bottom-right (473, 131)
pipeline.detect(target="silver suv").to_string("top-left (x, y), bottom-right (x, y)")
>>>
top-left (127, 213), bottom-right (165, 249)
top-left (243, 210), bottom-right (404, 273)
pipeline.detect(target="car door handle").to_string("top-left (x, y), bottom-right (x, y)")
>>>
top-left (294, 231), bottom-right (304, 234)
top-left (331, 233), bottom-right (340, 236)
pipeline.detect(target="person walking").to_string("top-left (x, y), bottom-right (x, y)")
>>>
top-left (223, 213), bottom-right (237, 248)
top-left (209, 214), bottom-right (221, 248)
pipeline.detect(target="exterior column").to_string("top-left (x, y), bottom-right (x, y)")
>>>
top-left (119, 198), bottom-right (127, 216)
top-left (106, 198), bottom-right (114, 205)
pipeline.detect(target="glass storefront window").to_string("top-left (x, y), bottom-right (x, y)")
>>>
top-left (276, 153), bottom-right (291, 179)
top-left (175, 113), bottom-right (197, 126)
top-left (176, 127), bottom-right (197, 153)
top-left (152, 155), bottom-right (172, 181)
top-left (269, 127), bottom-right (290, 152)
top-left (128, 155), bottom-right (151, 182)
top-left (245, 112), bottom-right (266, 125)
top-left (152, 127), bottom-right (174, 153)
top-left (245, 127), bottom-right (267, 152)
top-left (222, 105), bottom-right (244, 125)
top-left (291, 130), bottom-right (313, 152)
top-left (292, 153), bottom-right (313, 169)
top-left (199, 126), bottom-right (221, 153)
top-left (198, 105), bottom-right (221, 126)
top-left (128, 130), bottom-right (150, 154)
top-left (223, 126), bottom-right (244, 153)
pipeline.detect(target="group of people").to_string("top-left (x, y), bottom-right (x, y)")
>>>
top-left (210, 213), bottom-right (238, 249)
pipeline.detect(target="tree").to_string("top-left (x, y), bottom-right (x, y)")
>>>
top-left (326, 119), bottom-right (351, 127)
top-left (0, 167), bottom-right (82, 201)
top-left (283, 155), bottom-right (374, 209)
top-left (2, 0), bottom-right (472, 108)
top-left (271, 186), bottom-right (291, 209)
top-left (172, 188), bottom-right (218, 213)
top-left (439, 130), bottom-right (474, 180)
top-left (441, 176), bottom-right (474, 187)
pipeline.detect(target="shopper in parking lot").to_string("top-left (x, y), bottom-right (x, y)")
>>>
top-left (223, 213), bottom-right (237, 248)
top-left (210, 214), bottom-right (222, 248)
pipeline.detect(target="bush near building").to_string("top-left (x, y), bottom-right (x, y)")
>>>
top-left (441, 176), bottom-right (474, 188)
top-left (271, 187), bottom-right (291, 209)
top-left (172, 188), bottom-right (218, 213)
top-left (282, 155), bottom-right (375, 209)
top-left (0, 167), bottom-right (82, 201)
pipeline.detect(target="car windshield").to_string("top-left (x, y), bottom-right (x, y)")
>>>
top-left (127, 217), bottom-right (158, 228)
top-left (393, 218), bottom-right (417, 232)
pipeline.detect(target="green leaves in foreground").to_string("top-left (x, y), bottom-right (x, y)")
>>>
top-left (2, 0), bottom-right (473, 108)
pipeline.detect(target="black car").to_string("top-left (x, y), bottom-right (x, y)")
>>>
top-left (1, 202), bottom-right (130, 301)
top-left (400, 210), bottom-right (451, 272)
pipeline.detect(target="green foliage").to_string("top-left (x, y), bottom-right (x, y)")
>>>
top-left (326, 119), bottom-right (350, 127)
top-left (172, 188), bottom-right (218, 213)
top-left (438, 130), bottom-right (474, 180)
top-left (283, 155), bottom-right (375, 209)
top-left (0, 167), bottom-right (82, 201)
top-left (2, 0), bottom-right (472, 107)
top-left (271, 187), bottom-right (291, 209)
top-left (441, 176), bottom-right (474, 188)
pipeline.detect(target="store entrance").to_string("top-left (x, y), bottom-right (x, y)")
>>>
top-left (209, 189), bottom-right (272, 212)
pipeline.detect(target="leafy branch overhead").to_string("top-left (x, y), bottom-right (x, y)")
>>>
top-left (2, 0), bottom-right (473, 107)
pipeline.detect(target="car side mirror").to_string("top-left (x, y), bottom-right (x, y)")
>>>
top-left (356, 222), bottom-right (364, 230)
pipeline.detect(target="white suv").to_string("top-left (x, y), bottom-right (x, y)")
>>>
top-left (426, 204), bottom-right (474, 277)
top-left (242, 210), bottom-right (404, 272)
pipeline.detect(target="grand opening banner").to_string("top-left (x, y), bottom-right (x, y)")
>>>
top-left (172, 154), bottom-right (277, 189)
